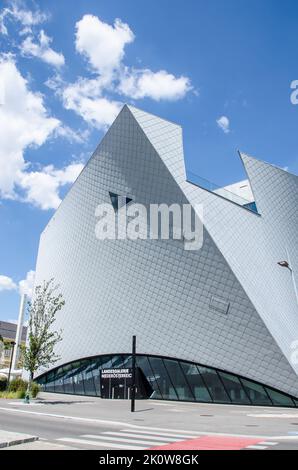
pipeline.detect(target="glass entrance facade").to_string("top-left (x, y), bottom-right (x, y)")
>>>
top-left (36, 354), bottom-right (298, 407)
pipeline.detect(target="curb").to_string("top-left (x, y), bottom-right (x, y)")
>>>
top-left (0, 434), bottom-right (38, 449)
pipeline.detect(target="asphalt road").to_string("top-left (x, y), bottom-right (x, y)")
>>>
top-left (0, 393), bottom-right (298, 450)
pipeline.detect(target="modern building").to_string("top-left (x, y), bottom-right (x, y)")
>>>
top-left (35, 105), bottom-right (298, 406)
top-left (0, 321), bottom-right (27, 370)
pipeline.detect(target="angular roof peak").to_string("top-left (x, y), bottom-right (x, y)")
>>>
top-left (125, 104), bottom-right (186, 183)
top-left (126, 104), bottom-right (181, 129)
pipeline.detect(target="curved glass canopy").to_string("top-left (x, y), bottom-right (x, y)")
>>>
top-left (36, 354), bottom-right (298, 407)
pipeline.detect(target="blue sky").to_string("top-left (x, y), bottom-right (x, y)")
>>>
top-left (0, 0), bottom-right (298, 321)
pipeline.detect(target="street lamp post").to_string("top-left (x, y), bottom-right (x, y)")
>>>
top-left (7, 341), bottom-right (16, 387)
top-left (278, 247), bottom-right (298, 305)
top-left (11, 293), bottom-right (27, 373)
top-left (131, 335), bottom-right (136, 413)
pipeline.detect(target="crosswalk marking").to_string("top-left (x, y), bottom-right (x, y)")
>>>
top-left (102, 431), bottom-right (183, 442)
top-left (259, 441), bottom-right (277, 445)
top-left (122, 424), bottom-right (200, 436)
top-left (81, 434), bottom-right (167, 446)
top-left (56, 429), bottom-right (192, 450)
top-left (246, 445), bottom-right (268, 450)
top-left (56, 437), bottom-right (146, 450)
top-left (56, 431), bottom-right (279, 451)
top-left (120, 428), bottom-right (197, 439)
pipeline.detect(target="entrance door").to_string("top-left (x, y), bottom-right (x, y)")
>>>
top-left (112, 383), bottom-right (125, 399)
top-left (100, 367), bottom-right (152, 399)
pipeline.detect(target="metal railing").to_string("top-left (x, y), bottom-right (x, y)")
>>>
top-left (186, 170), bottom-right (258, 213)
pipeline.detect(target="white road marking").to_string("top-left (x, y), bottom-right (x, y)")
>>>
top-left (56, 437), bottom-right (146, 450)
top-left (8, 402), bottom-right (40, 406)
top-left (246, 445), bottom-right (268, 450)
top-left (81, 434), bottom-right (167, 446)
top-left (152, 403), bottom-right (173, 407)
top-left (247, 413), bottom-right (298, 418)
top-left (102, 431), bottom-right (182, 442)
top-left (120, 428), bottom-right (196, 439)
top-left (0, 407), bottom-right (197, 433)
top-left (259, 441), bottom-right (278, 445)
top-left (0, 405), bottom-right (289, 441)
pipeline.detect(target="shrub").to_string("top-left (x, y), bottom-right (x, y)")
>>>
top-left (16, 390), bottom-right (26, 399)
top-left (30, 382), bottom-right (40, 398)
top-left (0, 377), bottom-right (39, 399)
top-left (0, 390), bottom-right (26, 399)
top-left (8, 377), bottom-right (28, 393)
top-left (0, 376), bottom-right (7, 391)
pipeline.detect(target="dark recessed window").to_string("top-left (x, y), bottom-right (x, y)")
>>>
top-left (109, 192), bottom-right (133, 212)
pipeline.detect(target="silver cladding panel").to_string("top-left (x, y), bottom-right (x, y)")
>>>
top-left (34, 105), bottom-right (298, 397)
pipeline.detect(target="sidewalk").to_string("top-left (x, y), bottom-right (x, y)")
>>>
top-left (0, 430), bottom-right (38, 449)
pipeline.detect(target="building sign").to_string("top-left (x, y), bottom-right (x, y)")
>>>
top-left (100, 368), bottom-right (133, 399)
top-left (100, 368), bottom-right (132, 379)
top-left (100, 367), bottom-right (153, 400)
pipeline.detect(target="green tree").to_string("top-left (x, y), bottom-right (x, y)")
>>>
top-left (23, 279), bottom-right (65, 397)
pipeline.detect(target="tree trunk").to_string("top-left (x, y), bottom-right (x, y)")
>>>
top-left (26, 370), bottom-right (34, 401)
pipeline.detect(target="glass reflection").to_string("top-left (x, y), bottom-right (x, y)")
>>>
top-left (240, 378), bottom-right (271, 405)
top-left (163, 358), bottom-right (193, 401)
top-left (198, 366), bottom-right (231, 403)
top-left (218, 371), bottom-right (250, 405)
top-left (180, 362), bottom-right (212, 402)
top-left (37, 354), bottom-right (298, 408)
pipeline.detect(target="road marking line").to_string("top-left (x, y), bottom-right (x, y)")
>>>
top-left (120, 429), bottom-right (197, 439)
top-left (82, 434), bottom-right (167, 446)
top-left (128, 426), bottom-right (201, 435)
top-left (151, 403), bottom-right (173, 407)
top-left (115, 425), bottom-right (270, 439)
top-left (102, 432), bottom-right (182, 442)
top-left (246, 445), bottom-right (267, 449)
top-left (0, 407), bottom-right (196, 433)
top-left (247, 414), bottom-right (298, 418)
top-left (56, 437), bottom-right (146, 450)
top-left (0, 406), bottom-right (281, 440)
top-left (259, 441), bottom-right (278, 445)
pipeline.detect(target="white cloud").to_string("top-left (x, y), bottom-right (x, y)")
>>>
top-left (75, 14), bottom-right (134, 80)
top-left (54, 14), bottom-right (193, 127)
top-left (216, 115), bottom-right (230, 134)
top-left (0, 57), bottom-right (60, 197)
top-left (53, 125), bottom-right (90, 144)
top-left (118, 68), bottom-right (192, 101)
top-left (0, 2), bottom-right (48, 35)
top-left (0, 275), bottom-right (17, 292)
top-left (61, 77), bottom-right (122, 129)
top-left (20, 30), bottom-right (65, 67)
top-left (0, 57), bottom-right (82, 210)
top-left (19, 270), bottom-right (35, 298)
top-left (0, 270), bottom-right (35, 299)
top-left (18, 162), bottom-right (84, 210)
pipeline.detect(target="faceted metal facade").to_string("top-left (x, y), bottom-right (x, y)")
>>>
top-left (34, 105), bottom-right (298, 402)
